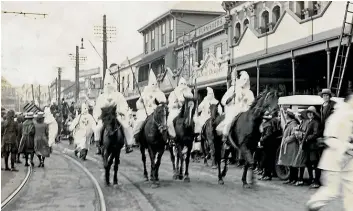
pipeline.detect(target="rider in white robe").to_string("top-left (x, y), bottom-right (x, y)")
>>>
top-left (69, 103), bottom-right (96, 158)
top-left (220, 71), bottom-right (255, 142)
top-left (307, 94), bottom-right (353, 211)
top-left (194, 87), bottom-right (219, 134)
top-left (167, 77), bottom-right (194, 140)
top-left (44, 106), bottom-right (58, 149)
top-left (93, 70), bottom-right (133, 153)
top-left (133, 69), bottom-right (167, 138)
top-left (216, 72), bottom-right (237, 135)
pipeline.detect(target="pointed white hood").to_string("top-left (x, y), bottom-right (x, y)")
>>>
top-left (178, 77), bottom-right (187, 87)
top-left (148, 69), bottom-right (158, 88)
top-left (104, 70), bottom-right (116, 94)
top-left (238, 71), bottom-right (250, 90)
top-left (81, 103), bottom-right (88, 115)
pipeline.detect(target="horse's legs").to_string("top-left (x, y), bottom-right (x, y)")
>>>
top-left (147, 146), bottom-right (156, 183)
top-left (173, 144), bottom-right (179, 180)
top-left (140, 146), bottom-right (148, 181)
top-left (177, 144), bottom-right (184, 180)
top-left (222, 147), bottom-right (231, 178)
top-left (240, 144), bottom-right (255, 188)
top-left (113, 148), bottom-right (121, 185)
top-left (200, 134), bottom-right (208, 166)
top-left (169, 143), bottom-right (176, 173)
top-left (104, 150), bottom-right (114, 186)
top-left (209, 138), bottom-right (217, 169)
top-left (183, 146), bottom-right (192, 183)
top-left (155, 149), bottom-right (164, 182)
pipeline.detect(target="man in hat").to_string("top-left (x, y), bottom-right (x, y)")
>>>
top-left (167, 77), bottom-right (193, 141)
top-left (194, 87), bottom-right (219, 135)
top-left (307, 94), bottom-right (353, 211)
top-left (319, 88), bottom-right (336, 134)
top-left (132, 69), bottom-right (166, 141)
top-left (93, 68), bottom-right (133, 154)
top-left (18, 112), bottom-right (36, 166)
top-left (1, 110), bottom-right (20, 171)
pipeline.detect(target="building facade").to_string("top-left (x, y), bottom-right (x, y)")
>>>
top-left (223, 1), bottom-right (353, 96)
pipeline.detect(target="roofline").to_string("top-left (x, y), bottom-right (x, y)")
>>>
top-left (137, 10), bottom-right (224, 33)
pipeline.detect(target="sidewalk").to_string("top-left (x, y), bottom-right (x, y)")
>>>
top-left (1, 159), bottom-right (29, 202)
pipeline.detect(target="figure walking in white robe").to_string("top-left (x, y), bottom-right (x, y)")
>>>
top-left (194, 87), bottom-right (219, 134)
top-left (307, 94), bottom-right (353, 211)
top-left (132, 69), bottom-right (167, 139)
top-left (43, 107), bottom-right (58, 152)
top-left (93, 69), bottom-right (134, 154)
top-left (69, 103), bottom-right (96, 160)
top-left (167, 77), bottom-right (193, 140)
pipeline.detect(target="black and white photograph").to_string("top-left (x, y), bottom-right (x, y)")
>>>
top-left (1, 1), bottom-right (353, 211)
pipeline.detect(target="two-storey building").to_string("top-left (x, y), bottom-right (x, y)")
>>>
top-left (223, 1), bottom-right (353, 97)
top-left (133, 2), bottom-right (224, 104)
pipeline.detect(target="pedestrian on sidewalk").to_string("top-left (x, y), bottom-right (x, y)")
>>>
top-left (34, 112), bottom-right (50, 167)
top-left (18, 112), bottom-right (36, 167)
top-left (16, 115), bottom-right (25, 163)
top-left (1, 110), bottom-right (20, 171)
top-left (307, 94), bottom-right (353, 211)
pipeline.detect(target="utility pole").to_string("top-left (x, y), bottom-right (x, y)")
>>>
top-left (58, 67), bottom-right (62, 108)
top-left (55, 77), bottom-right (58, 103)
top-left (48, 85), bottom-right (51, 103)
top-left (118, 66), bottom-right (121, 92)
top-left (103, 15), bottom-right (107, 82)
top-left (38, 85), bottom-right (41, 108)
top-left (94, 16), bottom-right (116, 82)
top-left (75, 45), bottom-right (79, 103)
top-left (31, 84), bottom-right (35, 103)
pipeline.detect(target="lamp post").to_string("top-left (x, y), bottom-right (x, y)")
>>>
top-left (69, 38), bottom-right (86, 103)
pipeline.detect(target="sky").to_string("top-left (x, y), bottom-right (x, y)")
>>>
top-left (1, 1), bottom-right (178, 86)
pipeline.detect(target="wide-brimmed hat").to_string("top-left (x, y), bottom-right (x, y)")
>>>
top-left (319, 88), bottom-right (333, 98)
top-left (263, 111), bottom-right (272, 120)
top-left (25, 112), bottom-right (34, 119)
top-left (36, 112), bottom-right (45, 118)
top-left (305, 106), bottom-right (319, 117)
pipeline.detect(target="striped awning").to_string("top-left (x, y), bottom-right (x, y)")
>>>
top-left (23, 103), bottom-right (42, 113)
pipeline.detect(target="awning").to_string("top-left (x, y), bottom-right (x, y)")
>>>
top-left (136, 46), bottom-right (174, 68)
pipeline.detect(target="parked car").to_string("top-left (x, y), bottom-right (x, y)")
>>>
top-left (275, 95), bottom-right (344, 180)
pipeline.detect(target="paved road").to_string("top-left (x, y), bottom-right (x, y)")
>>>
top-left (3, 153), bottom-right (99, 211)
top-left (1, 161), bottom-right (28, 202)
top-left (56, 142), bottom-right (343, 211)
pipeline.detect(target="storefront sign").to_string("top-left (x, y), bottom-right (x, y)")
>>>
top-left (196, 54), bottom-right (221, 78)
top-left (177, 30), bottom-right (196, 46)
top-left (195, 16), bottom-right (226, 37)
top-left (79, 67), bottom-right (100, 78)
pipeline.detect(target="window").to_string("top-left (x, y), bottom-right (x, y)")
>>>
top-left (260, 11), bottom-right (270, 33)
top-left (272, 6), bottom-right (281, 23)
top-left (243, 19), bottom-right (249, 29)
top-left (122, 76), bottom-right (125, 92)
top-left (151, 29), bottom-right (155, 51)
top-left (297, 1), bottom-right (305, 19)
top-left (234, 22), bottom-right (241, 42)
top-left (215, 44), bottom-right (222, 58)
top-left (203, 48), bottom-right (209, 59)
top-left (312, 1), bottom-right (319, 16)
top-left (138, 65), bottom-right (149, 82)
top-left (169, 19), bottom-right (174, 42)
top-left (189, 55), bottom-right (193, 68)
top-left (127, 75), bottom-right (130, 90)
top-left (161, 23), bottom-right (166, 46)
top-left (144, 33), bottom-right (149, 54)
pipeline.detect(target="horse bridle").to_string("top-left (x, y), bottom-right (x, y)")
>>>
top-left (152, 105), bottom-right (167, 132)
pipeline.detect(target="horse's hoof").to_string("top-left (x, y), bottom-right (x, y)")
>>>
top-left (178, 175), bottom-right (183, 180)
top-left (243, 183), bottom-right (252, 189)
top-left (106, 182), bottom-right (111, 187)
top-left (221, 170), bottom-right (227, 178)
top-left (218, 180), bottom-right (224, 185)
top-left (144, 177), bottom-right (149, 182)
top-left (173, 174), bottom-right (178, 180)
top-left (183, 176), bottom-right (190, 183)
top-left (113, 180), bottom-right (118, 185)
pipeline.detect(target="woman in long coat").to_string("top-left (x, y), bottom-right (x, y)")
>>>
top-left (19, 112), bottom-right (35, 166)
top-left (34, 112), bottom-right (50, 167)
top-left (278, 108), bottom-right (299, 184)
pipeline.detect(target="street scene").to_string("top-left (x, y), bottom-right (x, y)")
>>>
top-left (1, 1), bottom-right (353, 211)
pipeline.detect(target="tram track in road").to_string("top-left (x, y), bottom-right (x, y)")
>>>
top-left (3, 152), bottom-right (103, 211)
top-left (58, 145), bottom-right (157, 211)
top-left (1, 164), bottom-right (33, 210)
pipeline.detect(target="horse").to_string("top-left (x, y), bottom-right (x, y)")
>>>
top-left (200, 102), bottom-right (225, 184)
top-left (136, 99), bottom-right (168, 188)
top-left (169, 96), bottom-right (197, 182)
top-left (100, 105), bottom-right (125, 186)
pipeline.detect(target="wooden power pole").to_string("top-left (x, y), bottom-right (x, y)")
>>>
top-left (75, 45), bottom-right (80, 103)
top-left (103, 15), bottom-right (108, 82)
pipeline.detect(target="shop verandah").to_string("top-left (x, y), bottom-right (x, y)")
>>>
top-left (232, 43), bottom-right (353, 97)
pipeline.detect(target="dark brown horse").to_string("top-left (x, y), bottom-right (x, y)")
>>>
top-left (136, 99), bottom-right (168, 188)
top-left (209, 89), bottom-right (279, 187)
top-left (100, 105), bottom-right (125, 186)
top-left (169, 97), bottom-right (197, 182)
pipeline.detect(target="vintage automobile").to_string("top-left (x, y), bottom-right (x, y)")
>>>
top-left (275, 95), bottom-right (344, 180)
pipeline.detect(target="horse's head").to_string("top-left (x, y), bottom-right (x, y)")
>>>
top-left (182, 96), bottom-right (197, 127)
top-left (251, 88), bottom-right (279, 117)
top-left (101, 105), bottom-right (118, 128)
top-left (153, 99), bottom-right (168, 133)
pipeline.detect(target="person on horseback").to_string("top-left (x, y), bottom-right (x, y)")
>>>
top-left (194, 87), bottom-right (219, 135)
top-left (93, 70), bottom-right (133, 154)
top-left (132, 69), bottom-right (167, 141)
top-left (216, 71), bottom-right (237, 135)
top-left (220, 71), bottom-right (255, 142)
top-left (167, 77), bottom-right (194, 141)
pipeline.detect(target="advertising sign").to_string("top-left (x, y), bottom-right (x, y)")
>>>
top-left (79, 67), bottom-right (100, 78)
